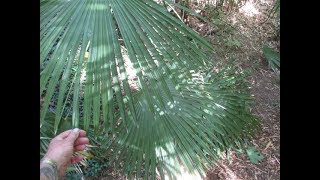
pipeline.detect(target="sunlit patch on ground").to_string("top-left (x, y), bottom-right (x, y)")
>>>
top-left (168, 166), bottom-right (203, 180)
top-left (239, 0), bottom-right (260, 17)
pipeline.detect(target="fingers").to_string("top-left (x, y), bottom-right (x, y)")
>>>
top-left (74, 137), bottom-right (89, 146)
top-left (74, 144), bottom-right (86, 152)
top-left (55, 129), bottom-right (87, 140)
top-left (66, 128), bottom-right (80, 142)
top-left (55, 130), bottom-right (72, 140)
top-left (78, 130), bottom-right (87, 137)
top-left (71, 155), bottom-right (84, 164)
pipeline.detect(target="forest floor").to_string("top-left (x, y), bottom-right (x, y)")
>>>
top-left (200, 0), bottom-right (280, 179)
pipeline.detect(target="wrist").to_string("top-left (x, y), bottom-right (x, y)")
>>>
top-left (43, 153), bottom-right (58, 163)
top-left (41, 155), bottom-right (61, 174)
top-left (40, 157), bottom-right (59, 179)
top-left (41, 157), bottom-right (58, 169)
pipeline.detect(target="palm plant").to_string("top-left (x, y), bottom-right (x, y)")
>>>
top-left (263, 45), bottom-right (280, 72)
top-left (40, 0), bottom-right (259, 179)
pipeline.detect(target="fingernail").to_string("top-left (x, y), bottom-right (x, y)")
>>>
top-left (73, 128), bottom-right (79, 132)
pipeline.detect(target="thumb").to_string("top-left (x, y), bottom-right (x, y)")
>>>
top-left (66, 128), bottom-right (80, 143)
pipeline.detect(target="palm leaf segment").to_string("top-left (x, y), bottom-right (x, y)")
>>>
top-left (40, 0), bottom-right (258, 179)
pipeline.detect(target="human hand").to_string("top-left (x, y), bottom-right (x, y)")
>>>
top-left (42, 128), bottom-right (89, 177)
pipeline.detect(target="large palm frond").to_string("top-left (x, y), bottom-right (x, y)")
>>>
top-left (40, 0), bottom-right (258, 179)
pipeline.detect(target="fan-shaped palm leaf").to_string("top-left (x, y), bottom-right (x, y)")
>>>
top-left (263, 45), bottom-right (280, 72)
top-left (40, 0), bottom-right (259, 179)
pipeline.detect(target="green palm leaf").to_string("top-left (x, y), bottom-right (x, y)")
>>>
top-left (40, 0), bottom-right (259, 179)
top-left (263, 45), bottom-right (280, 72)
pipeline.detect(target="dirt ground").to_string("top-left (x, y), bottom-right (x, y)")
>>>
top-left (205, 68), bottom-right (280, 180)
top-left (203, 0), bottom-right (280, 179)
